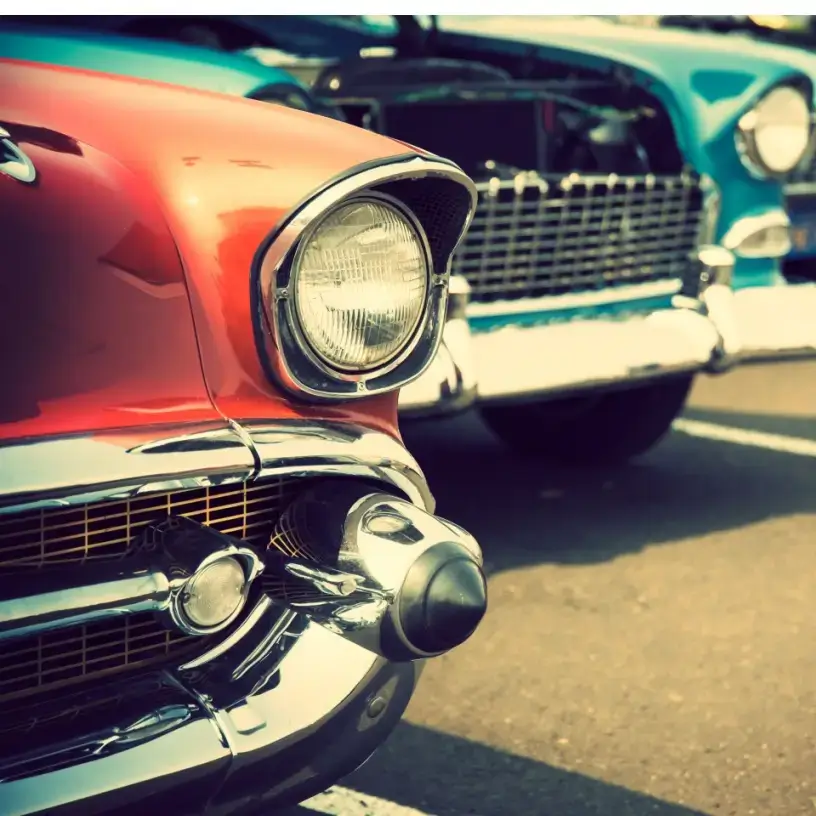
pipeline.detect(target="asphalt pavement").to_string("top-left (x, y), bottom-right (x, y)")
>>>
top-left (292, 360), bottom-right (816, 816)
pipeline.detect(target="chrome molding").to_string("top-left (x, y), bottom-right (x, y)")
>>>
top-left (465, 279), bottom-right (683, 319)
top-left (0, 423), bottom-right (255, 515)
top-left (0, 419), bottom-right (432, 516)
top-left (255, 154), bottom-right (477, 402)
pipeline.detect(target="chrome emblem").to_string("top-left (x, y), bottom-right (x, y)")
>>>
top-left (0, 126), bottom-right (37, 184)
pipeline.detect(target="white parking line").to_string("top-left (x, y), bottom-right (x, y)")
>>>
top-left (301, 785), bottom-right (437, 816)
top-left (673, 418), bottom-right (816, 458)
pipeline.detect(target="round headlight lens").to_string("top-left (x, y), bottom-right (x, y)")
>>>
top-left (181, 557), bottom-right (247, 630)
top-left (293, 199), bottom-right (429, 372)
top-left (744, 85), bottom-right (811, 174)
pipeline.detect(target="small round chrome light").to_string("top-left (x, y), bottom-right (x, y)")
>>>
top-left (292, 197), bottom-right (429, 373)
top-left (738, 85), bottom-right (812, 176)
top-left (180, 556), bottom-right (247, 630)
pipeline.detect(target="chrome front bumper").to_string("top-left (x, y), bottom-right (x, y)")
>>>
top-left (0, 420), bottom-right (482, 815)
top-left (733, 282), bottom-right (816, 361)
top-left (400, 256), bottom-right (740, 414)
top-left (471, 297), bottom-right (733, 404)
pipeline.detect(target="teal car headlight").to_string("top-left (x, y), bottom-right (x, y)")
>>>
top-left (737, 84), bottom-right (812, 176)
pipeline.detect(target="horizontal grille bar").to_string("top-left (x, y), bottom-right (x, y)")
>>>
top-left (0, 476), bottom-right (305, 705)
top-left (452, 172), bottom-right (707, 304)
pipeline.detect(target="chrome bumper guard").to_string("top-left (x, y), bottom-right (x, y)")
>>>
top-left (399, 275), bottom-right (476, 416)
top-left (400, 250), bottom-right (740, 414)
top-left (732, 282), bottom-right (816, 361)
top-left (0, 421), bottom-right (485, 815)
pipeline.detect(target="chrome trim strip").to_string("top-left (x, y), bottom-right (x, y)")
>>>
top-left (465, 279), bottom-right (682, 319)
top-left (0, 423), bottom-right (254, 514)
top-left (0, 420), bottom-right (432, 515)
top-left (255, 154), bottom-right (477, 401)
top-left (721, 209), bottom-right (792, 258)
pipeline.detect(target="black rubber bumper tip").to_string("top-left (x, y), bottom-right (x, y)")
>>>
top-left (398, 542), bottom-right (488, 655)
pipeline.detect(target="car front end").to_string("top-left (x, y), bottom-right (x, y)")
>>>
top-left (0, 60), bottom-right (486, 813)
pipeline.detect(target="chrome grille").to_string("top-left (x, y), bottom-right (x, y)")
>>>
top-left (0, 616), bottom-right (198, 704)
top-left (0, 477), bottom-right (302, 567)
top-left (451, 172), bottom-right (707, 304)
top-left (0, 476), bottom-right (305, 704)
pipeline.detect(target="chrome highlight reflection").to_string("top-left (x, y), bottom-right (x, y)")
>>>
top-left (399, 275), bottom-right (476, 416)
top-left (733, 282), bottom-right (816, 361)
top-left (722, 210), bottom-right (792, 259)
top-left (263, 481), bottom-right (486, 660)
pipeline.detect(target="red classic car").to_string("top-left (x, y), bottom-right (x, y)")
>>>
top-left (0, 60), bottom-right (486, 814)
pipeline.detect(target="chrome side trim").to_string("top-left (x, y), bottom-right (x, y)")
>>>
top-left (0, 423), bottom-right (255, 514)
top-left (255, 154), bottom-right (477, 402)
top-left (721, 209), bottom-right (792, 258)
top-left (0, 420), bottom-right (431, 515)
top-left (465, 279), bottom-right (682, 319)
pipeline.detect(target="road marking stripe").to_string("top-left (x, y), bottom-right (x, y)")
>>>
top-left (302, 785), bottom-right (436, 815)
top-left (673, 418), bottom-right (816, 458)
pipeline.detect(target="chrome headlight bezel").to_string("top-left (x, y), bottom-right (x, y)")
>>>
top-left (736, 82), bottom-right (814, 178)
top-left (287, 191), bottom-right (432, 380)
top-left (252, 155), bottom-right (476, 402)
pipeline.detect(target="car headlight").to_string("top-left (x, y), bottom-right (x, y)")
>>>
top-left (737, 85), bottom-right (812, 176)
top-left (292, 197), bottom-right (428, 372)
top-left (254, 155), bottom-right (476, 402)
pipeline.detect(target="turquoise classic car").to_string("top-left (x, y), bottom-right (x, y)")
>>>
top-left (0, 24), bottom-right (322, 111)
top-left (11, 16), bottom-right (816, 463)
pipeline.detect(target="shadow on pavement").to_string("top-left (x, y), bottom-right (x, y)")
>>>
top-left (402, 406), bottom-right (816, 573)
top-left (334, 720), bottom-right (709, 816)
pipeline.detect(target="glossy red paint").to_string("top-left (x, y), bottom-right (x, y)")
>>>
top-left (0, 123), bottom-right (220, 442)
top-left (0, 61), bottom-right (417, 442)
